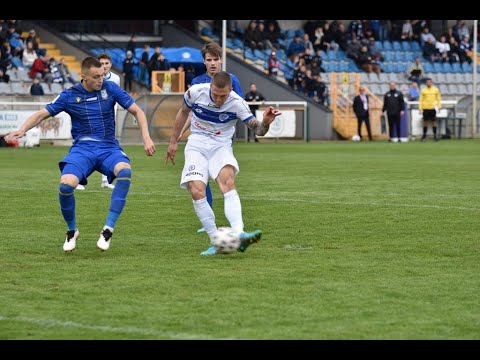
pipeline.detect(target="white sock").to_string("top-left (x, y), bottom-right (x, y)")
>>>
top-left (101, 174), bottom-right (108, 183)
top-left (223, 189), bottom-right (244, 233)
top-left (193, 197), bottom-right (217, 239)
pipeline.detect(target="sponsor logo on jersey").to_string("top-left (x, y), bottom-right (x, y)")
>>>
top-left (101, 90), bottom-right (108, 100)
top-left (76, 97), bottom-right (81, 103)
top-left (86, 97), bottom-right (98, 102)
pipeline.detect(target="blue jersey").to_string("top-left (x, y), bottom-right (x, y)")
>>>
top-left (191, 72), bottom-right (244, 98)
top-left (46, 81), bottom-right (134, 144)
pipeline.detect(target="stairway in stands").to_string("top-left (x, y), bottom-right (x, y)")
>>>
top-left (23, 32), bottom-right (81, 74)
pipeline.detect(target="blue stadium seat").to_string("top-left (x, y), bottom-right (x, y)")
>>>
top-left (451, 62), bottom-right (462, 73)
top-left (433, 62), bottom-right (443, 72)
top-left (401, 42), bottom-right (411, 51)
top-left (392, 41), bottom-right (402, 51)
top-left (423, 62), bottom-right (434, 73)
top-left (442, 62), bottom-right (452, 72)
top-left (327, 51), bottom-right (338, 60)
top-left (375, 41), bottom-right (383, 51)
top-left (410, 41), bottom-right (421, 51)
top-left (382, 41), bottom-right (392, 51)
top-left (233, 38), bottom-right (244, 49)
top-left (462, 62), bottom-right (472, 73)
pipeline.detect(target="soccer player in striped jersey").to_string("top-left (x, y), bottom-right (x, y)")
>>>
top-left (166, 71), bottom-right (280, 255)
top-left (179, 41), bottom-right (243, 234)
top-left (5, 56), bottom-right (156, 252)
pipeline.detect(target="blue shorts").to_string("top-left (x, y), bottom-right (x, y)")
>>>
top-left (59, 140), bottom-right (130, 185)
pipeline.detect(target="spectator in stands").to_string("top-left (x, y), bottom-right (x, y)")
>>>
top-left (287, 34), bottom-right (305, 57)
top-left (420, 28), bottom-right (436, 46)
top-left (122, 50), bottom-right (135, 93)
top-left (453, 20), bottom-right (470, 41)
top-left (185, 65), bottom-right (196, 88)
top-left (30, 77), bottom-right (44, 95)
top-left (29, 55), bottom-right (54, 85)
top-left (294, 63), bottom-right (307, 93)
top-left (8, 30), bottom-right (25, 59)
top-left (400, 20), bottom-right (413, 41)
top-left (407, 57), bottom-right (426, 85)
top-left (458, 35), bottom-right (472, 64)
top-left (302, 33), bottom-right (314, 53)
top-left (422, 37), bottom-right (441, 63)
top-left (244, 82), bottom-right (266, 143)
top-left (419, 78), bottom-right (442, 142)
top-left (356, 45), bottom-right (381, 74)
top-left (313, 76), bottom-right (329, 107)
top-left (334, 22), bottom-right (349, 52)
top-left (435, 35), bottom-right (450, 63)
top-left (320, 22), bottom-right (339, 52)
top-left (303, 69), bottom-right (317, 98)
top-left (244, 20), bottom-right (265, 51)
top-left (126, 34), bottom-right (137, 57)
top-left (353, 86), bottom-right (373, 141)
top-left (346, 35), bottom-right (361, 62)
top-left (408, 82), bottom-right (420, 101)
top-left (48, 57), bottom-right (65, 86)
top-left (447, 36), bottom-right (460, 64)
top-left (147, 46), bottom-right (162, 84)
top-left (0, 68), bottom-right (10, 83)
top-left (150, 51), bottom-right (171, 72)
top-left (22, 41), bottom-right (37, 69)
top-left (26, 29), bottom-right (45, 57)
top-left (138, 44), bottom-right (150, 86)
top-left (264, 22), bottom-right (280, 50)
top-left (367, 36), bottom-right (384, 62)
top-left (382, 81), bottom-right (405, 142)
top-left (58, 57), bottom-right (75, 85)
top-left (268, 50), bottom-right (281, 78)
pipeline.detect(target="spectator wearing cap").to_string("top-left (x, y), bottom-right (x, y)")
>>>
top-left (268, 50), bottom-right (280, 78)
top-left (122, 50), bottom-right (135, 93)
top-left (9, 30), bottom-right (25, 58)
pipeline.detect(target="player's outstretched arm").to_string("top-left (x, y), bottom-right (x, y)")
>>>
top-left (165, 103), bottom-right (190, 166)
top-left (245, 106), bottom-right (282, 136)
top-left (4, 108), bottom-right (51, 143)
top-left (127, 103), bottom-right (156, 156)
top-left (177, 113), bottom-right (192, 142)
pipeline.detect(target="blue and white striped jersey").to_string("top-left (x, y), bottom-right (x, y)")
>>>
top-left (184, 83), bottom-right (254, 142)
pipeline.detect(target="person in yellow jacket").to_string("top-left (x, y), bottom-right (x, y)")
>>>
top-left (419, 78), bottom-right (442, 141)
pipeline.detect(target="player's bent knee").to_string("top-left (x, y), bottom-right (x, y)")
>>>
top-left (60, 174), bottom-right (80, 188)
top-left (114, 162), bottom-right (131, 175)
top-left (59, 182), bottom-right (75, 195)
top-left (116, 168), bottom-right (132, 179)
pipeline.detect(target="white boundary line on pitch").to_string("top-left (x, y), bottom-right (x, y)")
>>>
top-left (0, 315), bottom-right (233, 340)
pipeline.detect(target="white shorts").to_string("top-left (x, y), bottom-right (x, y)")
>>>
top-left (180, 138), bottom-right (239, 190)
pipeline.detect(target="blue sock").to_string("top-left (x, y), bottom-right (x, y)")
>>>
top-left (206, 182), bottom-right (213, 208)
top-left (59, 183), bottom-right (76, 231)
top-left (106, 168), bottom-right (132, 229)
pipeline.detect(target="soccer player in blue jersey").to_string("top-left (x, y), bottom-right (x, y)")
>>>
top-left (5, 56), bottom-right (156, 252)
top-left (166, 71), bottom-right (280, 255)
top-left (179, 41), bottom-right (243, 234)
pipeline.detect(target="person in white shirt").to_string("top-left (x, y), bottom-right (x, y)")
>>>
top-left (165, 71), bottom-right (281, 255)
top-left (76, 53), bottom-right (120, 190)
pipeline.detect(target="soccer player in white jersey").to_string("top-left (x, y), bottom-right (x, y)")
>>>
top-left (165, 71), bottom-right (281, 255)
top-left (76, 53), bottom-right (121, 191)
top-left (97, 53), bottom-right (121, 189)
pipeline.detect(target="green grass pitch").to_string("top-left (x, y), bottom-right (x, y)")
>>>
top-left (1, 140), bottom-right (479, 339)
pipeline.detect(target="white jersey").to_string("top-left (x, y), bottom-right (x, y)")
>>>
top-left (185, 83), bottom-right (254, 143)
top-left (105, 71), bottom-right (121, 118)
top-left (105, 71), bottom-right (121, 86)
